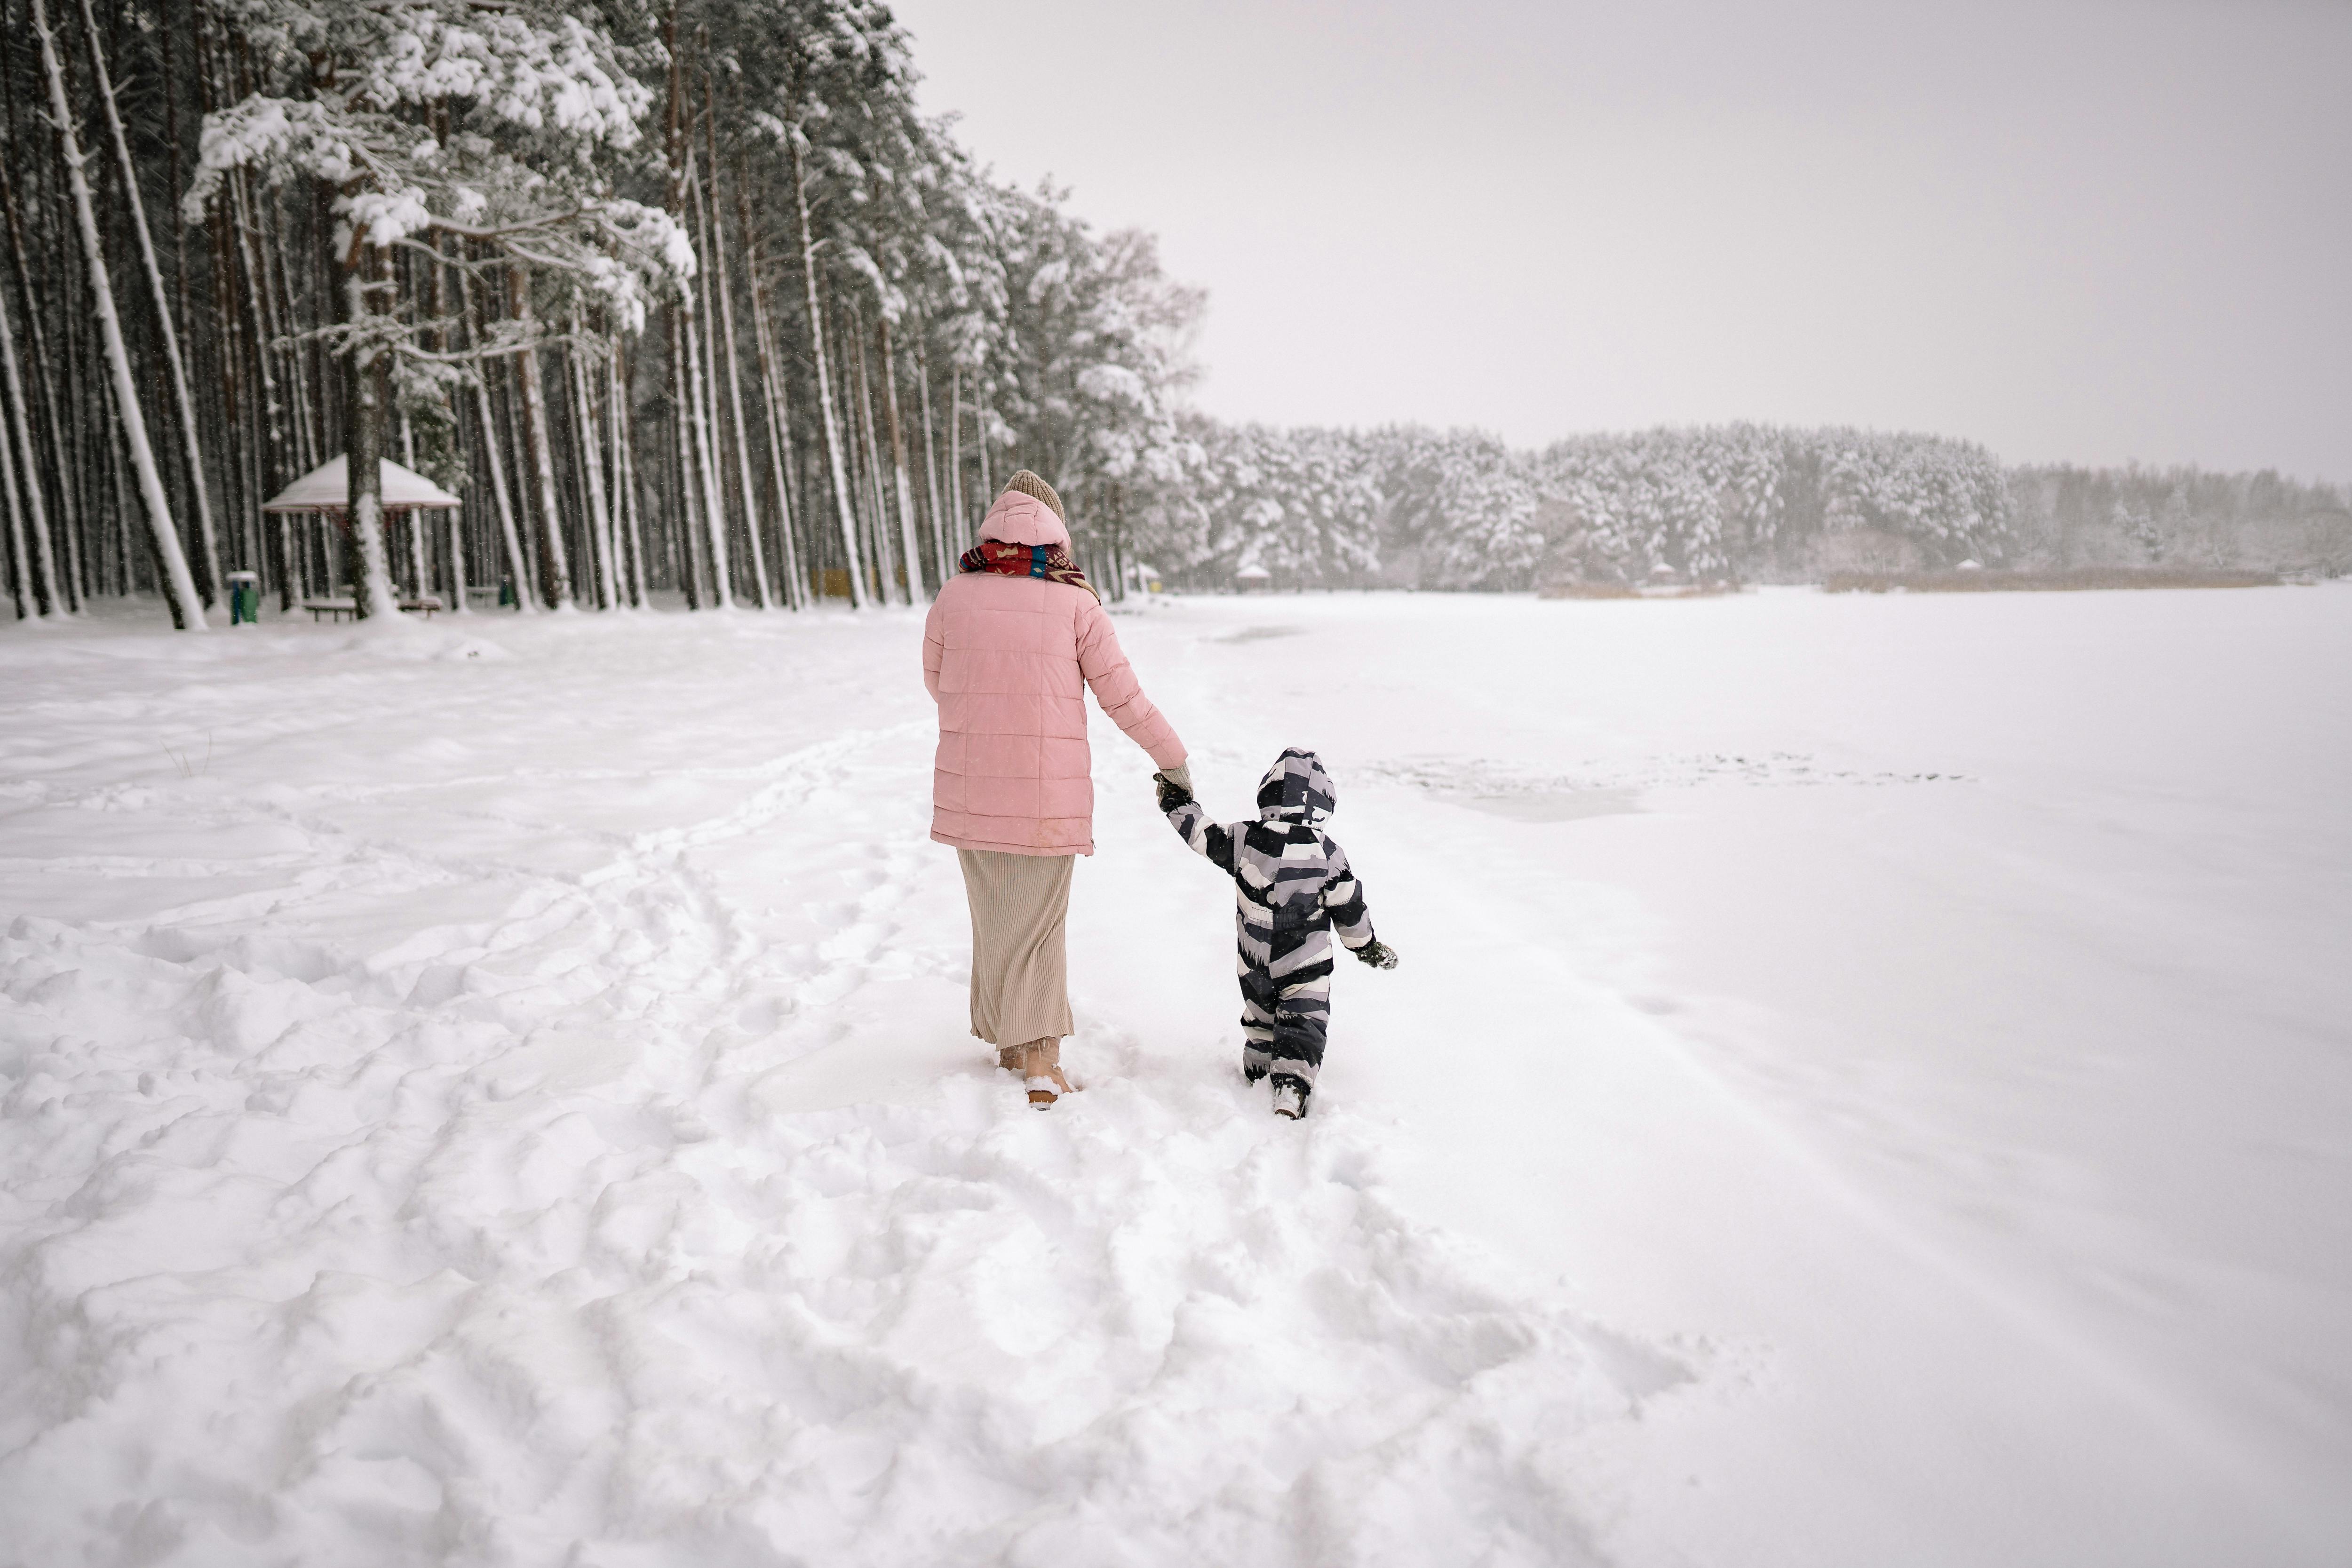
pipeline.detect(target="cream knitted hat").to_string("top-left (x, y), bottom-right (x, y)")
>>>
top-left (1001, 470), bottom-right (1065, 523)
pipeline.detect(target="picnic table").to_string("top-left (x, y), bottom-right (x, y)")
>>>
top-left (302, 595), bottom-right (446, 622)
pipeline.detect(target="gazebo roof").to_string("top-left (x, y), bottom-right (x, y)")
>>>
top-left (262, 454), bottom-right (461, 513)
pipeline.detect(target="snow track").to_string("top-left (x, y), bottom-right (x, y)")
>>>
top-left (0, 609), bottom-right (1681, 1566)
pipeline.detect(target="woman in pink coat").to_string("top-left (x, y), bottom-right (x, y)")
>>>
top-left (923, 471), bottom-right (1189, 1107)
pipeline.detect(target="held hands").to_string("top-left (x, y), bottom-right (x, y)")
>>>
top-left (1153, 765), bottom-right (1194, 813)
top-left (1353, 939), bottom-right (1400, 970)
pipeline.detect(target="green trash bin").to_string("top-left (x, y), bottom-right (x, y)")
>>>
top-left (227, 570), bottom-right (260, 626)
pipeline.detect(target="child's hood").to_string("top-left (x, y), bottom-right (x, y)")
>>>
top-left (1256, 748), bottom-right (1336, 826)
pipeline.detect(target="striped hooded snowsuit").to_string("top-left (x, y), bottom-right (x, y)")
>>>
top-left (1165, 749), bottom-right (1377, 1089)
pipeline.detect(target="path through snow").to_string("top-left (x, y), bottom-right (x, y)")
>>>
top-left (0, 606), bottom-right (1680, 1567)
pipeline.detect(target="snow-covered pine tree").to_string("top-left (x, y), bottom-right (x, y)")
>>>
top-left (31, 0), bottom-right (205, 627)
top-left (187, 0), bottom-right (687, 620)
top-left (77, 0), bottom-right (223, 609)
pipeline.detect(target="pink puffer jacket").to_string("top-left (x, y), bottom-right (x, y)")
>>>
top-left (924, 491), bottom-right (1186, 855)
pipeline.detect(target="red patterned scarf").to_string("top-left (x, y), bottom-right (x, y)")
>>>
top-left (958, 539), bottom-right (1098, 601)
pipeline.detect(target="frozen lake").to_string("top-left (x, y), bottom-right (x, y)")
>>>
top-left (2, 585), bottom-right (2346, 1565)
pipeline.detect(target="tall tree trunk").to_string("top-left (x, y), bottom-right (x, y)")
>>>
top-left (268, 186), bottom-right (319, 472)
top-left (568, 322), bottom-right (616, 611)
top-left (730, 96), bottom-right (802, 610)
top-left (846, 302), bottom-right (900, 603)
top-left (164, 0), bottom-right (212, 562)
top-left (948, 360), bottom-right (965, 554)
top-left (549, 334), bottom-right (583, 606)
top-left (0, 19), bottom-right (73, 614)
top-left (667, 308), bottom-right (706, 608)
top-left (31, 0), bottom-right (200, 627)
top-left (1111, 490), bottom-right (1130, 602)
top-left (677, 53), bottom-right (731, 602)
top-left (494, 316), bottom-right (535, 592)
top-left (679, 271), bottom-right (731, 607)
top-left (747, 274), bottom-right (803, 609)
top-left (838, 302), bottom-right (875, 597)
top-left (0, 243), bottom-right (59, 616)
top-left (509, 266), bottom-right (573, 609)
top-left (399, 411), bottom-right (427, 599)
top-left (446, 493), bottom-right (469, 613)
top-left (222, 180), bottom-right (283, 603)
top-left (78, 0), bottom-right (220, 608)
top-left (788, 130), bottom-right (865, 607)
top-left (976, 383), bottom-right (994, 507)
top-left (309, 177), bottom-right (340, 465)
top-left (702, 75), bottom-right (771, 609)
top-left (837, 310), bottom-right (876, 600)
top-left (65, 296), bottom-right (95, 607)
top-left (456, 264), bottom-right (531, 611)
top-left (425, 228), bottom-right (467, 614)
top-left (0, 366), bottom-right (31, 617)
top-left (686, 178), bottom-right (727, 602)
top-left (599, 352), bottom-right (623, 610)
top-left (660, 4), bottom-right (697, 608)
top-left (591, 341), bottom-right (622, 611)
top-left (612, 341), bottom-right (647, 607)
top-left (342, 233), bottom-right (396, 620)
top-left (681, 158), bottom-right (732, 608)
top-left (55, 130), bottom-right (95, 611)
top-left (52, 36), bottom-right (86, 604)
top-left (103, 406), bottom-right (133, 592)
top-left (915, 334), bottom-right (948, 588)
top-left (876, 313), bottom-right (927, 601)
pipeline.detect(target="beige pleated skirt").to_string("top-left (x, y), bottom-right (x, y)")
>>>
top-left (956, 848), bottom-right (1076, 1047)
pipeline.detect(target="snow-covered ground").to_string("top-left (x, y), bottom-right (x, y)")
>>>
top-left (2, 585), bottom-right (2346, 1567)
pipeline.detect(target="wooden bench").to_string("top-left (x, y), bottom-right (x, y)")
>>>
top-left (302, 595), bottom-right (445, 621)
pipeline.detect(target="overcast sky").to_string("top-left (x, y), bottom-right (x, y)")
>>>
top-left (889, 0), bottom-right (2351, 481)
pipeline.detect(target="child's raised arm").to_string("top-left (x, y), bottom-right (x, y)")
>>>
top-left (1156, 772), bottom-right (1239, 876)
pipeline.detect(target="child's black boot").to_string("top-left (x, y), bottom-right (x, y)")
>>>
top-left (1270, 1073), bottom-right (1312, 1120)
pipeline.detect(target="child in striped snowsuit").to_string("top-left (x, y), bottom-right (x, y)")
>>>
top-left (1156, 748), bottom-right (1398, 1119)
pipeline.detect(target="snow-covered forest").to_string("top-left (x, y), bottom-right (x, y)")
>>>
top-left (0, 0), bottom-right (1202, 629)
top-left (1, 0), bottom-right (2346, 630)
top-left (1144, 422), bottom-right (2352, 592)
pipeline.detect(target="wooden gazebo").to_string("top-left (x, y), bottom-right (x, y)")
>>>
top-left (262, 456), bottom-right (463, 620)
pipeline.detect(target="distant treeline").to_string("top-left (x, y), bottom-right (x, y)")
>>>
top-left (1131, 422), bottom-right (2352, 591)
